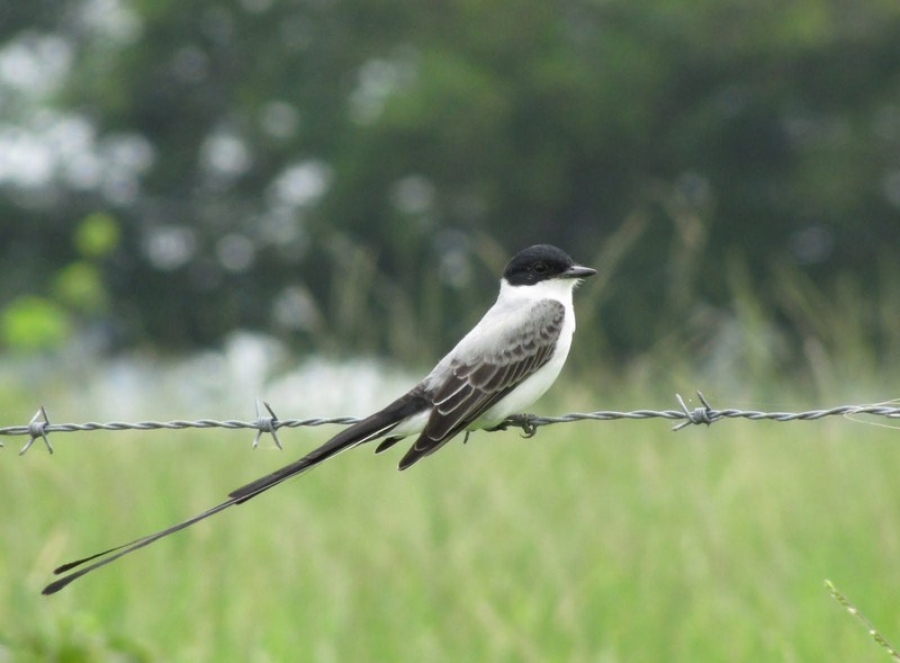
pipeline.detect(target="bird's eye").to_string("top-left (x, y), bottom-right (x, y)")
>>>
top-left (533, 261), bottom-right (549, 273)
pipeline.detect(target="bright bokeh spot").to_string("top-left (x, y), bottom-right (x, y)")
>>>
top-left (74, 212), bottom-right (120, 258)
top-left (0, 296), bottom-right (71, 351)
top-left (54, 262), bottom-right (108, 312)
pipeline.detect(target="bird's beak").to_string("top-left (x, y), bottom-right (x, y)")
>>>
top-left (561, 264), bottom-right (597, 279)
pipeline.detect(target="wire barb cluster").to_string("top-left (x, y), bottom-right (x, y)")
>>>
top-left (1, 392), bottom-right (898, 456)
top-left (502, 392), bottom-right (900, 435)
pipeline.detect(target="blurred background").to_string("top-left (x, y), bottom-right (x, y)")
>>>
top-left (2, 0), bottom-right (898, 380)
top-left (3, 1), bottom-right (900, 661)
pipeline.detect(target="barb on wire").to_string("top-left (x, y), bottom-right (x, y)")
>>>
top-left (2, 393), bottom-right (900, 456)
top-left (674, 391), bottom-right (716, 430)
top-left (19, 407), bottom-right (53, 456)
top-left (252, 399), bottom-right (282, 450)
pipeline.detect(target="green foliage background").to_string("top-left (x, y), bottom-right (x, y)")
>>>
top-left (1, 0), bottom-right (899, 372)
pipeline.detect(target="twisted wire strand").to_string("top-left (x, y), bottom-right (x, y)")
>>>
top-left (2, 394), bottom-right (898, 456)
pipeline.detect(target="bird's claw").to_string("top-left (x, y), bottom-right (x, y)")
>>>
top-left (492, 414), bottom-right (538, 438)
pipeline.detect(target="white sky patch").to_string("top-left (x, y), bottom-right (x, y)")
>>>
top-left (200, 129), bottom-right (252, 179)
top-left (78, 0), bottom-right (143, 43)
top-left (270, 160), bottom-right (332, 207)
top-left (0, 34), bottom-right (73, 97)
top-left (0, 104), bottom-right (154, 198)
top-left (349, 54), bottom-right (417, 125)
top-left (0, 127), bottom-right (55, 187)
top-left (100, 132), bottom-right (155, 173)
top-left (142, 225), bottom-right (198, 271)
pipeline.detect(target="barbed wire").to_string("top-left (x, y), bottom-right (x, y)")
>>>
top-left (1, 393), bottom-right (899, 457)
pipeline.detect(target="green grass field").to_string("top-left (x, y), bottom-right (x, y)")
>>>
top-left (2, 383), bottom-right (899, 662)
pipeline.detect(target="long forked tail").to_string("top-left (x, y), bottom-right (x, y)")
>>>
top-left (43, 395), bottom-right (428, 595)
top-left (226, 407), bottom-right (410, 502)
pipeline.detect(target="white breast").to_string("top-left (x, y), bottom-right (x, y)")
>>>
top-left (478, 278), bottom-right (578, 425)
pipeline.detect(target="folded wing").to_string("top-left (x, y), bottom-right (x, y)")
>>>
top-left (398, 298), bottom-right (565, 469)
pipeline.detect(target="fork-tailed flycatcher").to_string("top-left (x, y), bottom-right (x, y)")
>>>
top-left (43, 244), bottom-right (595, 594)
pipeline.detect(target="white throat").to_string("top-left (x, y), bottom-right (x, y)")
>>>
top-left (496, 276), bottom-right (579, 308)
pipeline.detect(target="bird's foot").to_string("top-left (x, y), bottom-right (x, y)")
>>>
top-left (490, 414), bottom-right (539, 438)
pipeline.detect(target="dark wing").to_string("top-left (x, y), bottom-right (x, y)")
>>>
top-left (398, 299), bottom-right (565, 469)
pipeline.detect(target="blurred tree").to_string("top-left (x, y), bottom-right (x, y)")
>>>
top-left (0, 0), bottom-right (898, 370)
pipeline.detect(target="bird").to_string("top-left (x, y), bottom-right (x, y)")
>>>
top-left (43, 243), bottom-right (595, 594)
